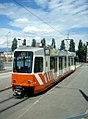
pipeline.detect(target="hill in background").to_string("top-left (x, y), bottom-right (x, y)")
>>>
top-left (0, 48), bottom-right (11, 52)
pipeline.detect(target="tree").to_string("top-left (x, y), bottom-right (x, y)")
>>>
top-left (76, 40), bottom-right (87, 62)
top-left (60, 40), bottom-right (65, 50)
top-left (31, 39), bottom-right (36, 47)
top-left (69, 39), bottom-right (75, 52)
top-left (82, 43), bottom-right (87, 62)
top-left (22, 39), bottom-right (26, 46)
top-left (51, 38), bottom-right (56, 48)
top-left (76, 40), bottom-right (83, 62)
top-left (41, 38), bottom-right (46, 47)
top-left (11, 38), bottom-right (17, 52)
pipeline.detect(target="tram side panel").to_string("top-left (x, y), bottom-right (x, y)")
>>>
top-left (33, 55), bottom-right (46, 93)
top-left (86, 45), bottom-right (88, 63)
top-left (32, 51), bottom-right (55, 94)
top-left (34, 54), bottom-right (60, 93)
top-left (33, 55), bottom-right (53, 93)
top-left (44, 55), bottom-right (55, 87)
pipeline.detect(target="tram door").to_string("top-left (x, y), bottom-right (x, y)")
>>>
top-left (59, 57), bottom-right (63, 75)
top-left (50, 57), bottom-right (57, 81)
top-left (45, 56), bottom-right (50, 72)
top-left (54, 57), bottom-right (58, 81)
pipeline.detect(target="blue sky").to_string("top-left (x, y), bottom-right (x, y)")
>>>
top-left (0, 0), bottom-right (88, 50)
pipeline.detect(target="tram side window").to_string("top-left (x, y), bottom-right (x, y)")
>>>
top-left (71, 58), bottom-right (73, 65)
top-left (59, 57), bottom-right (63, 70)
top-left (68, 57), bottom-right (70, 66)
top-left (50, 57), bottom-right (55, 70)
top-left (65, 56), bottom-right (67, 68)
top-left (34, 57), bottom-right (43, 73)
top-left (74, 57), bottom-right (76, 65)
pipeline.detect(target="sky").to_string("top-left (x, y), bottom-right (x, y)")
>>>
top-left (0, 0), bottom-right (88, 50)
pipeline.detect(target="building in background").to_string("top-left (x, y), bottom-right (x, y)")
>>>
top-left (4, 51), bottom-right (13, 62)
top-left (0, 56), bottom-right (5, 70)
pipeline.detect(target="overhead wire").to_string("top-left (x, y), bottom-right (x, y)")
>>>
top-left (13, 0), bottom-right (65, 37)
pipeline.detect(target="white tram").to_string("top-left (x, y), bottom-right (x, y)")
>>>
top-left (12, 46), bottom-right (76, 98)
top-left (86, 45), bottom-right (88, 63)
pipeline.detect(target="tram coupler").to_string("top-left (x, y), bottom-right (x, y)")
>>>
top-left (13, 86), bottom-right (25, 98)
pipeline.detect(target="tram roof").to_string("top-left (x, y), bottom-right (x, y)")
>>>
top-left (14, 46), bottom-right (76, 57)
top-left (14, 46), bottom-right (44, 52)
top-left (59, 50), bottom-right (76, 57)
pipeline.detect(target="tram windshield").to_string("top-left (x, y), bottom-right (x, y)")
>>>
top-left (13, 51), bottom-right (33, 73)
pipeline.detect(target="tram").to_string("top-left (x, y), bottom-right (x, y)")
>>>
top-left (86, 44), bottom-right (88, 63)
top-left (12, 46), bottom-right (76, 98)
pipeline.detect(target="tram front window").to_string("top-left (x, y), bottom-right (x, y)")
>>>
top-left (13, 51), bottom-right (33, 73)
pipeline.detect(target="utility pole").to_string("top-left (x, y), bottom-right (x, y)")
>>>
top-left (64, 33), bottom-right (72, 71)
top-left (6, 31), bottom-right (10, 63)
top-left (64, 33), bottom-right (72, 51)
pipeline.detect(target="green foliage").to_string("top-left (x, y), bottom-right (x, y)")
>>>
top-left (60, 40), bottom-right (65, 50)
top-left (31, 39), bottom-right (36, 47)
top-left (51, 38), bottom-right (56, 48)
top-left (69, 39), bottom-right (75, 52)
top-left (41, 38), bottom-right (46, 47)
top-left (76, 40), bottom-right (87, 62)
top-left (11, 38), bottom-right (17, 52)
top-left (22, 39), bottom-right (26, 46)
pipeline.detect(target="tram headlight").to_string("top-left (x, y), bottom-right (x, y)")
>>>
top-left (13, 79), bottom-right (16, 83)
top-left (27, 80), bottom-right (32, 84)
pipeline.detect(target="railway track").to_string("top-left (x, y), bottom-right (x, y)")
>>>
top-left (0, 87), bottom-right (12, 92)
top-left (0, 88), bottom-right (43, 119)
